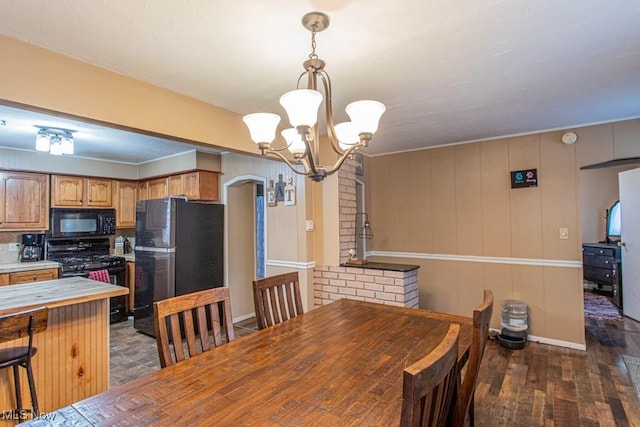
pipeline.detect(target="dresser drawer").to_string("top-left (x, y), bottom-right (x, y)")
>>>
top-left (584, 266), bottom-right (618, 284)
top-left (582, 245), bottom-right (617, 258)
top-left (583, 253), bottom-right (617, 269)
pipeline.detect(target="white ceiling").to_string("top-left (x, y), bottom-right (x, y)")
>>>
top-left (0, 0), bottom-right (639, 164)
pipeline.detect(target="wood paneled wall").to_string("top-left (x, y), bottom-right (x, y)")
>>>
top-left (367, 120), bottom-right (640, 347)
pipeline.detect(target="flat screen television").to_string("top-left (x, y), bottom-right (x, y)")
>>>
top-left (606, 200), bottom-right (621, 243)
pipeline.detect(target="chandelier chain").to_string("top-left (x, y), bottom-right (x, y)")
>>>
top-left (308, 27), bottom-right (318, 60)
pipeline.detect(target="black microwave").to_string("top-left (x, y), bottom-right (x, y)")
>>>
top-left (50, 208), bottom-right (117, 238)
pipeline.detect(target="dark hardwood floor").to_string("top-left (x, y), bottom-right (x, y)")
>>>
top-left (475, 316), bottom-right (640, 426)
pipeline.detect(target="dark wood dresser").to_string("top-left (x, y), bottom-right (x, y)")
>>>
top-left (582, 243), bottom-right (622, 308)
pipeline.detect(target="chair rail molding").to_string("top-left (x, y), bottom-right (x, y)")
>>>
top-left (367, 251), bottom-right (582, 269)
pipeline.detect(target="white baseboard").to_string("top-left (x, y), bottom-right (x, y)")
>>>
top-left (490, 328), bottom-right (586, 351)
top-left (233, 312), bottom-right (256, 323)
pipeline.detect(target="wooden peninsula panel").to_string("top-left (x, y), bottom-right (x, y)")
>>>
top-left (0, 278), bottom-right (127, 422)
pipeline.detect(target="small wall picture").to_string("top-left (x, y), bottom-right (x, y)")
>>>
top-left (266, 180), bottom-right (276, 207)
top-left (284, 177), bottom-right (296, 206)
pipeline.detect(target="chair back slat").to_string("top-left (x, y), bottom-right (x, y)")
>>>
top-left (153, 287), bottom-right (234, 368)
top-left (253, 272), bottom-right (304, 330)
top-left (169, 314), bottom-right (186, 362)
top-left (453, 289), bottom-right (494, 426)
top-left (0, 307), bottom-right (48, 344)
top-left (196, 306), bottom-right (211, 351)
top-left (401, 323), bottom-right (460, 427)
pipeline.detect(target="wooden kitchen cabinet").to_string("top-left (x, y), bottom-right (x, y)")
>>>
top-left (137, 170), bottom-right (219, 202)
top-left (181, 171), bottom-right (219, 200)
top-left (114, 180), bottom-right (137, 228)
top-left (51, 175), bottom-right (113, 207)
top-left (9, 268), bottom-right (59, 284)
top-left (137, 181), bottom-right (149, 201)
top-left (166, 171), bottom-right (219, 201)
top-left (0, 274), bottom-right (8, 286)
top-left (147, 177), bottom-right (169, 199)
top-left (0, 170), bottom-right (49, 230)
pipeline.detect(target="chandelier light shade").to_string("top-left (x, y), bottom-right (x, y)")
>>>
top-left (34, 126), bottom-right (75, 156)
top-left (242, 11), bottom-right (386, 182)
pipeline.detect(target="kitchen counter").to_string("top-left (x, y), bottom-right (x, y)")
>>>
top-left (122, 253), bottom-right (135, 262)
top-left (0, 278), bottom-right (128, 420)
top-left (0, 276), bottom-right (128, 316)
top-left (0, 260), bottom-right (59, 273)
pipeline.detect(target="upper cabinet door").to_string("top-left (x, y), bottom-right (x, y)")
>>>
top-left (51, 175), bottom-right (113, 207)
top-left (147, 177), bottom-right (169, 199)
top-left (114, 180), bottom-right (137, 228)
top-left (0, 171), bottom-right (49, 230)
top-left (86, 178), bottom-right (113, 207)
top-left (183, 171), bottom-right (219, 201)
top-left (51, 175), bottom-right (84, 207)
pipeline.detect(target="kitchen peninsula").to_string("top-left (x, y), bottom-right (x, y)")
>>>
top-left (0, 277), bottom-right (128, 419)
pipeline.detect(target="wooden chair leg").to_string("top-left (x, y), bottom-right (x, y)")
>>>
top-left (13, 365), bottom-right (23, 414)
top-left (469, 394), bottom-right (475, 426)
top-left (26, 362), bottom-right (39, 417)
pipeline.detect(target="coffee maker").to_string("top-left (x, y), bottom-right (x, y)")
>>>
top-left (20, 233), bottom-right (44, 262)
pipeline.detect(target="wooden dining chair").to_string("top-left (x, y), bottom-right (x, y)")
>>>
top-left (153, 287), bottom-right (235, 368)
top-left (452, 289), bottom-right (494, 426)
top-left (401, 323), bottom-right (460, 427)
top-left (0, 307), bottom-right (48, 418)
top-left (252, 272), bottom-right (303, 330)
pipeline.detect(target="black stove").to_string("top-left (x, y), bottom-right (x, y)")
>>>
top-left (56, 254), bottom-right (126, 275)
top-left (46, 237), bottom-right (128, 323)
top-left (46, 238), bottom-right (125, 274)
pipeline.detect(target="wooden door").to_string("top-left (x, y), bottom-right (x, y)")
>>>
top-left (51, 175), bottom-right (84, 207)
top-left (114, 180), bottom-right (137, 228)
top-left (87, 178), bottom-right (113, 207)
top-left (0, 171), bottom-right (49, 230)
top-left (620, 167), bottom-right (640, 321)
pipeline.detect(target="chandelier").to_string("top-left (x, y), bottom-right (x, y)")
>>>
top-left (35, 126), bottom-right (75, 156)
top-left (242, 12), bottom-right (386, 182)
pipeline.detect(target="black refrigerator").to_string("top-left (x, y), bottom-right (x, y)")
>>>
top-left (133, 197), bottom-right (224, 336)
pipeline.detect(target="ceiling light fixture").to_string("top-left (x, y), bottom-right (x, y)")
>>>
top-left (34, 126), bottom-right (75, 155)
top-left (242, 11), bottom-right (386, 182)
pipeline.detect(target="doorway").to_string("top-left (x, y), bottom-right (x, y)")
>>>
top-left (580, 164), bottom-right (638, 320)
top-left (225, 177), bottom-right (266, 321)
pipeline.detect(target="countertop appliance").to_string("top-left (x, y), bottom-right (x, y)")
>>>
top-left (20, 233), bottom-right (45, 262)
top-left (133, 197), bottom-right (224, 336)
top-left (45, 237), bottom-right (127, 323)
top-left (49, 208), bottom-right (116, 238)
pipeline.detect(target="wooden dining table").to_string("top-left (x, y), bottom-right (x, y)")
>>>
top-left (24, 299), bottom-right (472, 426)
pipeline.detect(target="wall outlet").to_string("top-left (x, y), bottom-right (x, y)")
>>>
top-left (559, 228), bottom-right (569, 240)
top-left (8, 243), bottom-right (20, 252)
top-left (305, 220), bottom-right (314, 231)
